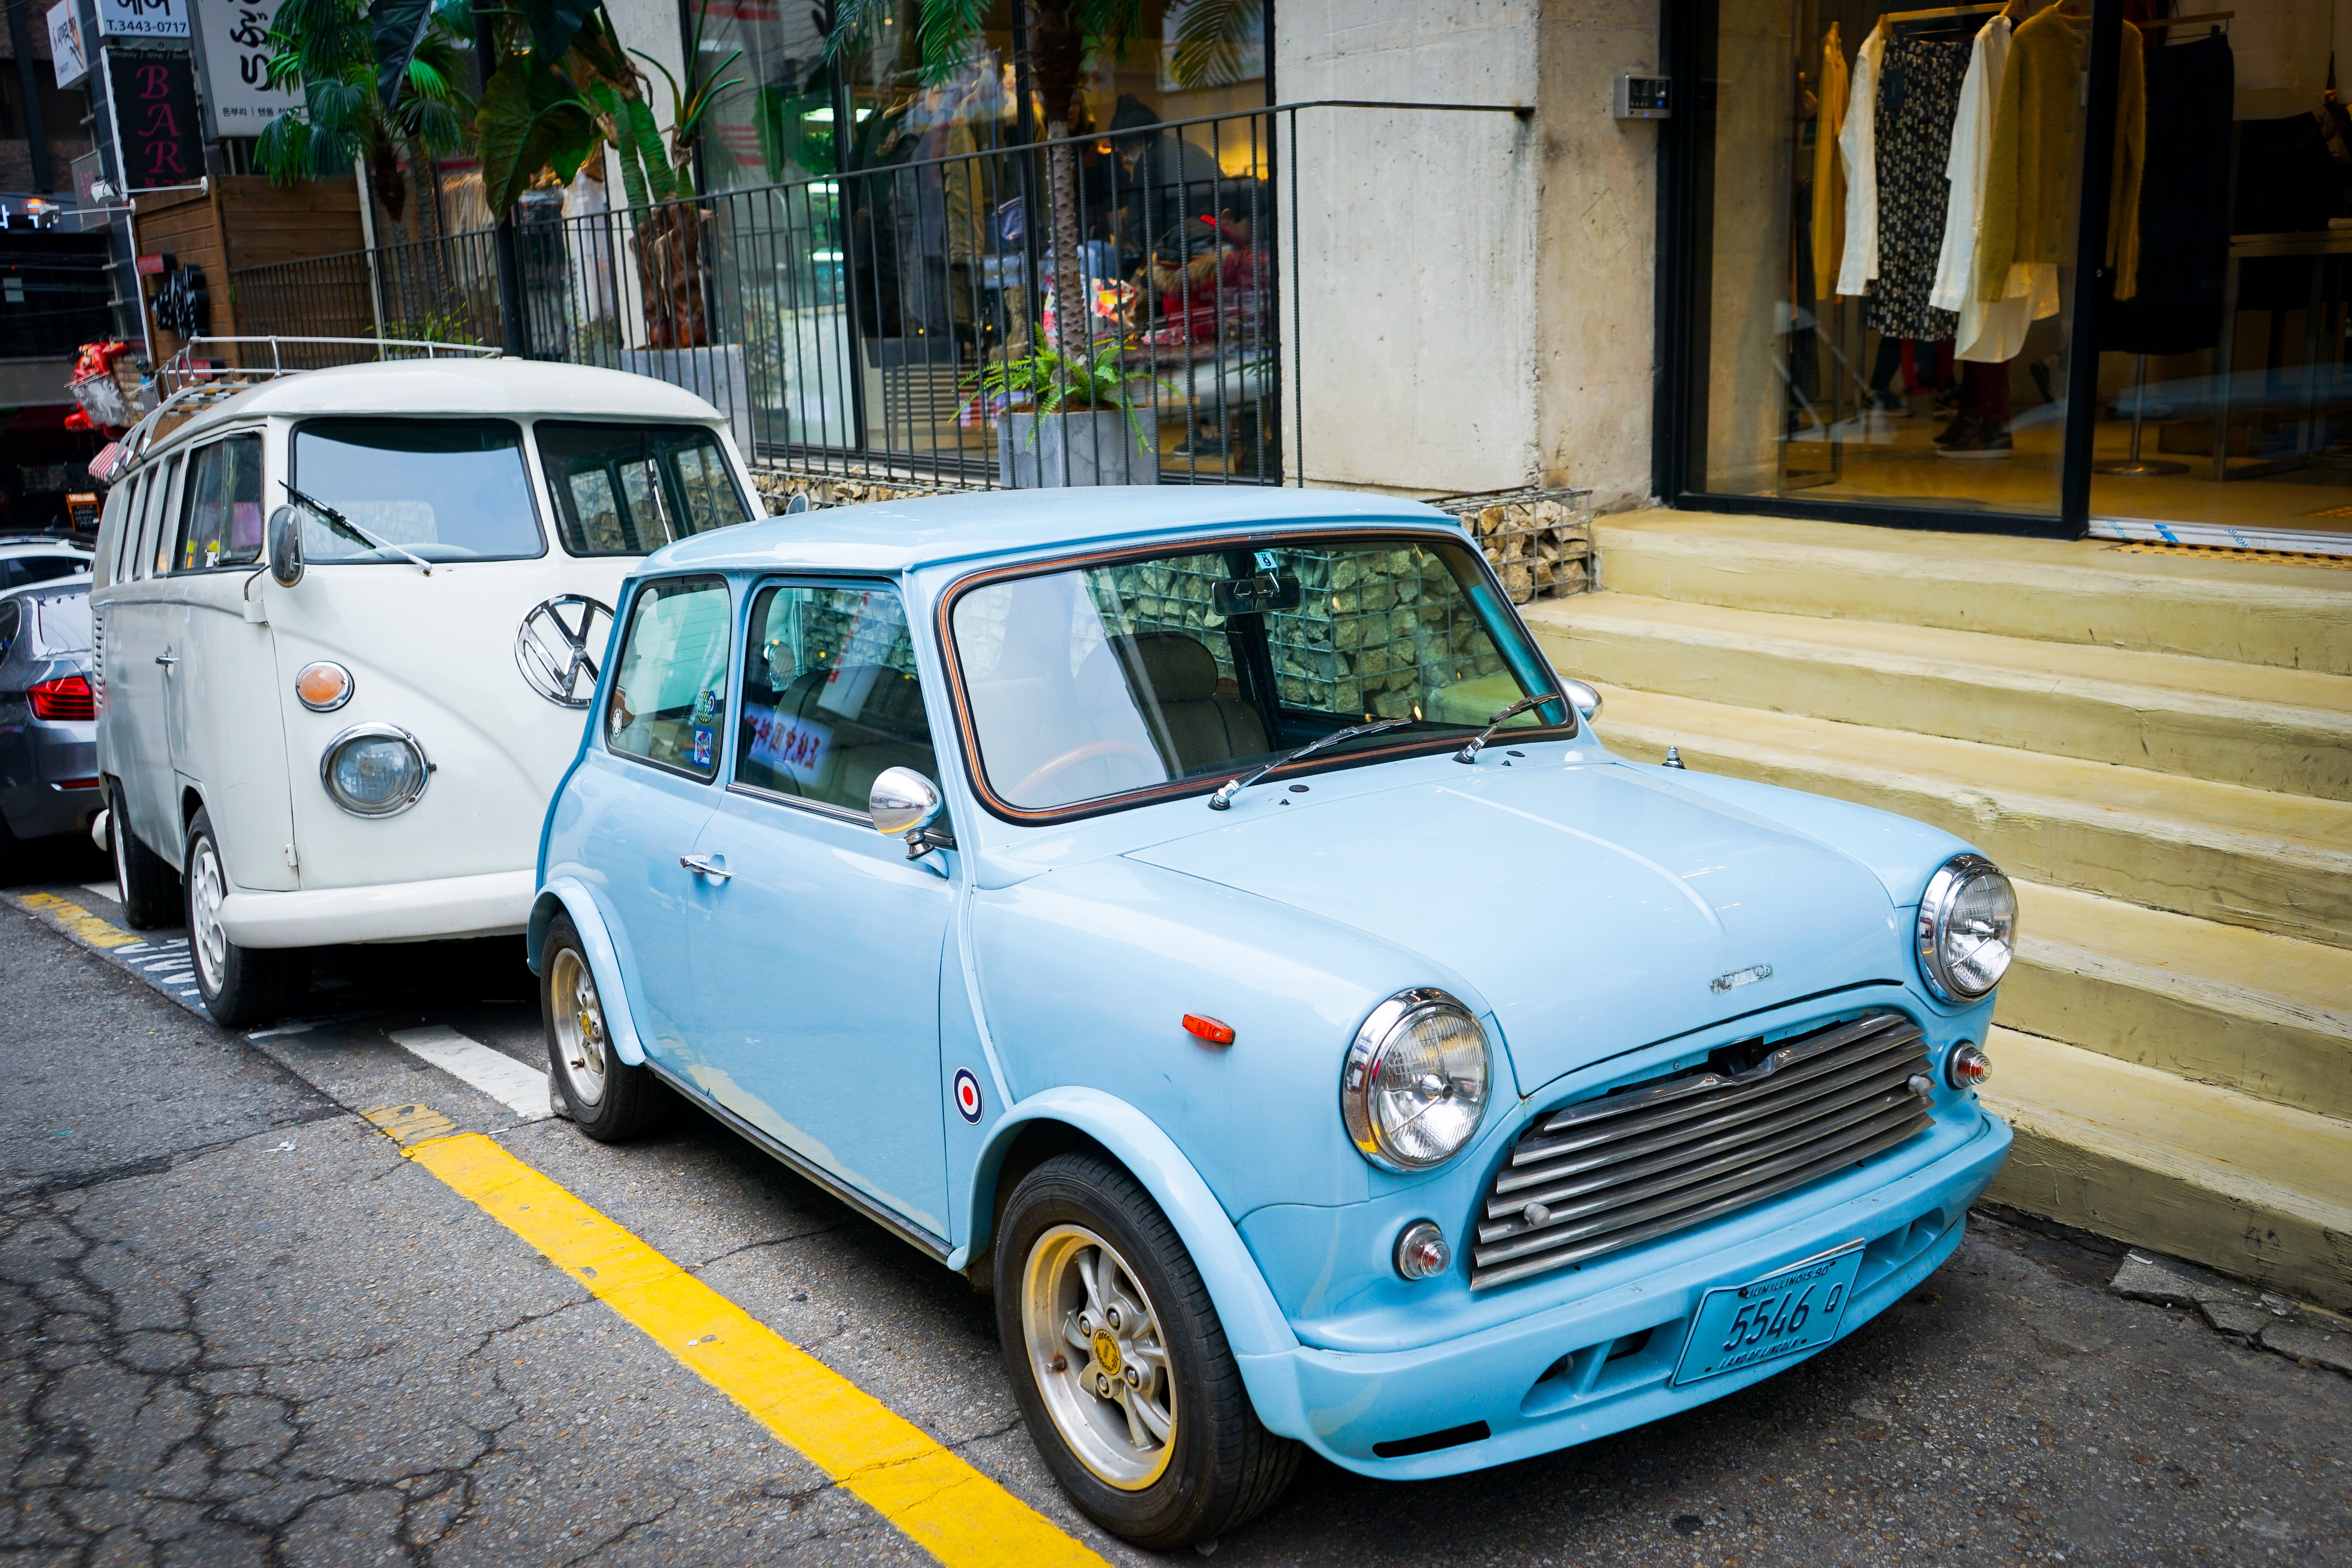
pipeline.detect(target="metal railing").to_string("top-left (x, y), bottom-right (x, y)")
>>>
top-left (231, 100), bottom-right (1527, 489)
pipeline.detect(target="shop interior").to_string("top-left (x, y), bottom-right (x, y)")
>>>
top-left (1695, 0), bottom-right (2352, 553)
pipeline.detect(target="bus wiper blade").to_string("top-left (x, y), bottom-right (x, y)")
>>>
top-left (1453, 691), bottom-right (1562, 764)
top-left (282, 482), bottom-right (434, 575)
top-left (1207, 716), bottom-right (1416, 810)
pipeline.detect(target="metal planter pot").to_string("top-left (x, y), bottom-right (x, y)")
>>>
top-left (999, 408), bottom-right (1159, 488)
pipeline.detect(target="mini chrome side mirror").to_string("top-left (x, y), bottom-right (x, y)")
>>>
top-left (1558, 678), bottom-right (1602, 723)
top-left (267, 505), bottom-right (304, 587)
top-left (868, 767), bottom-right (943, 839)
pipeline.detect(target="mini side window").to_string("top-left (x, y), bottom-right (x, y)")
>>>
top-left (174, 436), bottom-right (265, 572)
top-left (605, 575), bottom-right (732, 780)
top-left (735, 583), bottom-right (937, 817)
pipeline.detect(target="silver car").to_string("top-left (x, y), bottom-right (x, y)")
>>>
top-left (0, 575), bottom-right (99, 868)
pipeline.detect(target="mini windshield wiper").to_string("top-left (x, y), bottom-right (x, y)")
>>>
top-left (1207, 715), bottom-right (1417, 810)
top-left (282, 482), bottom-right (434, 575)
top-left (1453, 691), bottom-right (1563, 764)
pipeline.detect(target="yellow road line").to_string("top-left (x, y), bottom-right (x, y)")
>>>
top-left (372, 1111), bottom-right (1107, 1568)
top-left (11, 891), bottom-right (142, 949)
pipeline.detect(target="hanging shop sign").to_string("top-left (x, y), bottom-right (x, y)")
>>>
top-left (107, 51), bottom-right (204, 191)
top-left (98, 0), bottom-right (188, 39)
top-left (195, 0), bottom-right (297, 134)
top-left (47, 2), bottom-right (90, 88)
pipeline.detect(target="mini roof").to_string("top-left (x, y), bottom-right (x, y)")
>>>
top-left (155, 359), bottom-right (728, 453)
top-left (650, 485), bottom-right (1463, 575)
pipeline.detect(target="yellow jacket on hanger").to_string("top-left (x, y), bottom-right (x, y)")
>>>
top-left (1974, 0), bottom-right (2145, 301)
top-left (1811, 22), bottom-right (1848, 300)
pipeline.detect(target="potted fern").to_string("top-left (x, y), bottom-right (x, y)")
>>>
top-left (977, 337), bottom-right (1163, 487)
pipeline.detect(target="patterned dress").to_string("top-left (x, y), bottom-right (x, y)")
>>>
top-left (1867, 33), bottom-right (1971, 341)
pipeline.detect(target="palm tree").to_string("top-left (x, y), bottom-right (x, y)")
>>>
top-left (255, 0), bottom-right (472, 258)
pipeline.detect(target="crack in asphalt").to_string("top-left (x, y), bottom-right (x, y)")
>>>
top-left (1, 1140), bottom-right (533, 1566)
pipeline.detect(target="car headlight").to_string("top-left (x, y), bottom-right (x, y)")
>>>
top-left (1341, 987), bottom-right (1492, 1172)
top-left (1916, 853), bottom-right (2017, 1002)
top-left (320, 723), bottom-right (430, 817)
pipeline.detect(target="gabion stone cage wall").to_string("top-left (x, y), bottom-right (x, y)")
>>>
top-left (1099, 545), bottom-right (1509, 721)
top-left (1438, 486), bottom-right (1595, 604)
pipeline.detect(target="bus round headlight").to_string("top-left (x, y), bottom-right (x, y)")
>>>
top-left (320, 724), bottom-right (430, 817)
top-left (1341, 988), bottom-right (1492, 1172)
top-left (1916, 854), bottom-right (2017, 1002)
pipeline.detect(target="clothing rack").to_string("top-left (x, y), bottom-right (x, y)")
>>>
top-left (1881, 2), bottom-right (2002, 22)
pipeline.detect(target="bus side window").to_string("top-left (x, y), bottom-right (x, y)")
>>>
top-left (145, 457), bottom-right (180, 579)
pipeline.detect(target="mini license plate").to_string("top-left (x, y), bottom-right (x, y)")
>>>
top-left (1671, 1244), bottom-right (1864, 1386)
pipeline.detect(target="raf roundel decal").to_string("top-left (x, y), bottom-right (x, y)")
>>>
top-left (953, 1068), bottom-right (984, 1124)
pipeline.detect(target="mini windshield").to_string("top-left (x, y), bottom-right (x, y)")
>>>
top-left (536, 421), bottom-right (752, 555)
top-left (950, 535), bottom-right (1569, 813)
top-left (289, 419), bottom-right (544, 563)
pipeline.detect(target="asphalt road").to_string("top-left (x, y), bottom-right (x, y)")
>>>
top-left (3, 851), bottom-right (2347, 1567)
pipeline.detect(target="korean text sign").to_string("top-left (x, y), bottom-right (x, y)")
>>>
top-left (198, 0), bottom-right (297, 133)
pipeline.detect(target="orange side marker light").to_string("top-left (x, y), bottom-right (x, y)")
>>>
top-left (1182, 1013), bottom-right (1236, 1046)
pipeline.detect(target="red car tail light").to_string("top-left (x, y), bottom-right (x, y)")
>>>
top-left (27, 674), bottom-right (93, 721)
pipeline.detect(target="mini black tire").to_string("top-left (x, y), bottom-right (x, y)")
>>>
top-left (996, 1152), bottom-right (1299, 1549)
top-left (541, 912), bottom-right (664, 1141)
top-left (109, 778), bottom-right (180, 930)
top-left (183, 807), bottom-right (306, 1028)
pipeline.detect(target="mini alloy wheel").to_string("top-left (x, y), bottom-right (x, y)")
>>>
top-left (539, 912), bottom-right (666, 1141)
top-left (996, 1153), bottom-right (1298, 1548)
top-left (1022, 1224), bottom-right (1176, 1490)
top-left (549, 945), bottom-right (609, 1112)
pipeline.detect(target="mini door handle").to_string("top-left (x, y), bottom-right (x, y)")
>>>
top-left (155, 652), bottom-right (177, 668)
top-left (679, 854), bottom-right (731, 882)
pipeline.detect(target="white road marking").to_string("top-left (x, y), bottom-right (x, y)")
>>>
top-left (389, 1025), bottom-right (552, 1122)
top-left (79, 882), bottom-right (117, 901)
top-left (247, 1021), bottom-right (322, 1041)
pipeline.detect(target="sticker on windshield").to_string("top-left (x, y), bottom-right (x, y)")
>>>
top-left (953, 1068), bottom-right (984, 1123)
top-left (690, 726), bottom-right (714, 768)
top-left (1254, 550), bottom-right (1279, 571)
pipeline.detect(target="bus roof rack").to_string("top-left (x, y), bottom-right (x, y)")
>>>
top-left (157, 336), bottom-right (501, 399)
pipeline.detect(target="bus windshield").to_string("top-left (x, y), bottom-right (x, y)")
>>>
top-left (535, 421), bottom-right (752, 556)
top-left (289, 419), bottom-right (545, 564)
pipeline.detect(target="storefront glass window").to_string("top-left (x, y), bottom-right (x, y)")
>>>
top-left (1688, 0), bottom-right (2096, 518)
top-left (2085, 7), bottom-right (2352, 550)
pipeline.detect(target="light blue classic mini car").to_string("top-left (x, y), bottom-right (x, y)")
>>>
top-left (531, 488), bottom-right (2015, 1548)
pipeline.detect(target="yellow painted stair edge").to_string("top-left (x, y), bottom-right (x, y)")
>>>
top-left (1979, 1025), bottom-right (2352, 1311)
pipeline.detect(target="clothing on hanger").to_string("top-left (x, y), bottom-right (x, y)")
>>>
top-left (1812, 22), bottom-right (1849, 301)
top-left (1975, 0), bottom-right (2145, 302)
top-left (1867, 28), bottom-right (1971, 339)
top-left (1835, 20), bottom-right (1888, 297)
top-left (1934, 0), bottom-right (2042, 362)
top-left (2099, 30), bottom-right (2232, 355)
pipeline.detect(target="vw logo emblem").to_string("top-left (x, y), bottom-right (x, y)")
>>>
top-left (515, 595), bottom-right (613, 708)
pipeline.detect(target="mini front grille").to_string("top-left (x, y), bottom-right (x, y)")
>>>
top-left (1469, 1011), bottom-right (1934, 1291)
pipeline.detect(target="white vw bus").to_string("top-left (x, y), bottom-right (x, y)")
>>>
top-left (91, 351), bottom-right (765, 1025)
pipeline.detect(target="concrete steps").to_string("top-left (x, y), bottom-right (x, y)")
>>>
top-left (1529, 593), bottom-right (2352, 801)
top-left (1587, 684), bottom-right (2352, 948)
top-left (1982, 1027), bottom-right (2352, 1309)
top-left (1545, 510), bottom-right (2352, 1307)
top-left (2001, 884), bottom-right (2352, 1125)
top-left (1592, 509), bottom-right (2352, 675)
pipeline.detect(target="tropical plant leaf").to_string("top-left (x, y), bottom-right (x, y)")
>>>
top-left (915, 0), bottom-right (988, 84)
top-left (1165, 0), bottom-right (1260, 88)
top-left (369, 0), bottom-right (436, 106)
top-left (519, 0), bottom-right (602, 65)
top-left (476, 54), bottom-right (597, 217)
